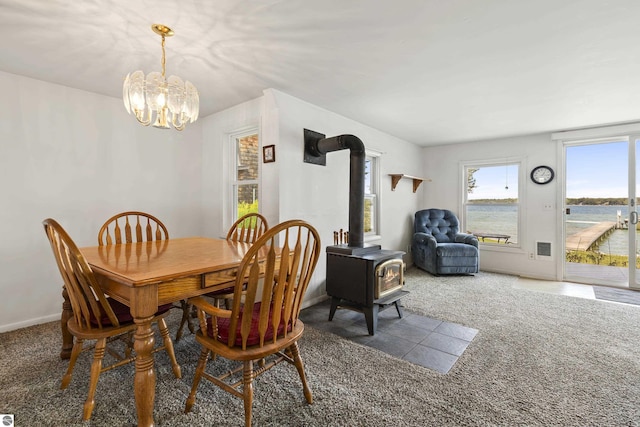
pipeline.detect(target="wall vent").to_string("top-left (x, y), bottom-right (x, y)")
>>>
top-left (536, 241), bottom-right (552, 257)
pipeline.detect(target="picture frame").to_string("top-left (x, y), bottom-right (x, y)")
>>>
top-left (263, 145), bottom-right (276, 163)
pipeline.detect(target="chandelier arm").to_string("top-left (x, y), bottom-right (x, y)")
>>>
top-left (172, 113), bottom-right (186, 131)
top-left (135, 107), bottom-right (152, 126)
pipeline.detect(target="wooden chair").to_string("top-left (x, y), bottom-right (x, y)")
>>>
top-left (226, 212), bottom-right (269, 244)
top-left (97, 211), bottom-right (168, 246)
top-left (98, 211), bottom-right (197, 340)
top-left (175, 213), bottom-right (269, 341)
top-left (214, 213), bottom-right (270, 306)
top-left (43, 218), bottom-right (181, 421)
top-left (184, 219), bottom-right (321, 426)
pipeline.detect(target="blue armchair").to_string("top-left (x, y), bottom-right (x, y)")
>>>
top-left (411, 209), bottom-right (479, 275)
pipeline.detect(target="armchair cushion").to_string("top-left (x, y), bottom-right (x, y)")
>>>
top-left (412, 209), bottom-right (479, 275)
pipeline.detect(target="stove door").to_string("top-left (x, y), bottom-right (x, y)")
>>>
top-left (375, 259), bottom-right (405, 299)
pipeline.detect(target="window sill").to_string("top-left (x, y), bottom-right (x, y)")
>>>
top-left (365, 234), bottom-right (382, 243)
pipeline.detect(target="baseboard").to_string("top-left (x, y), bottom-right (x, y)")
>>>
top-left (302, 294), bottom-right (329, 309)
top-left (481, 267), bottom-right (557, 281)
top-left (0, 313), bottom-right (59, 333)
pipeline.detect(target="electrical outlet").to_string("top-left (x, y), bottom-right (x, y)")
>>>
top-left (529, 252), bottom-right (535, 260)
top-left (543, 204), bottom-right (553, 210)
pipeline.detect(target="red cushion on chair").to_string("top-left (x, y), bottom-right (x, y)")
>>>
top-left (91, 298), bottom-right (173, 326)
top-left (208, 302), bottom-right (290, 346)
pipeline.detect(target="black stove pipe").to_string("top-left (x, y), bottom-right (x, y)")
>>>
top-left (308, 134), bottom-right (365, 248)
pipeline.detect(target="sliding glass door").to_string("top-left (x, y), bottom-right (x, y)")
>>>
top-left (564, 137), bottom-right (640, 288)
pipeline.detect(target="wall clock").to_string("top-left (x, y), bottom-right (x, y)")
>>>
top-left (530, 165), bottom-right (554, 185)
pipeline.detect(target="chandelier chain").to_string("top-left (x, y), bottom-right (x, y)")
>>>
top-left (160, 35), bottom-right (166, 78)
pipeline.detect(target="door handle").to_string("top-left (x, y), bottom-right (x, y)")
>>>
top-left (565, 207), bottom-right (571, 215)
top-left (631, 211), bottom-right (638, 225)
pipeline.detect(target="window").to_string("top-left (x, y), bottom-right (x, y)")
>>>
top-left (463, 162), bottom-right (520, 245)
top-left (364, 152), bottom-right (380, 237)
top-left (232, 132), bottom-right (259, 221)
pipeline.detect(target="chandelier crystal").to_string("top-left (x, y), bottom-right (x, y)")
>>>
top-left (123, 24), bottom-right (199, 131)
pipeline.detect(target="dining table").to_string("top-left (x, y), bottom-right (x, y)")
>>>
top-left (64, 236), bottom-right (264, 427)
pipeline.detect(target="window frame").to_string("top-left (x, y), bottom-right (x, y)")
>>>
top-left (228, 128), bottom-right (260, 227)
top-left (364, 150), bottom-right (382, 241)
top-left (461, 159), bottom-right (523, 248)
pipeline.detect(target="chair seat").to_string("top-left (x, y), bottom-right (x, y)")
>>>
top-left (435, 243), bottom-right (478, 257)
top-left (208, 302), bottom-right (291, 346)
top-left (91, 298), bottom-right (173, 326)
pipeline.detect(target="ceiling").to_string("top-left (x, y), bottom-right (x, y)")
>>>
top-left (1, 0), bottom-right (640, 146)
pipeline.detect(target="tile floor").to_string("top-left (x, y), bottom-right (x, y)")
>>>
top-left (299, 299), bottom-right (478, 374)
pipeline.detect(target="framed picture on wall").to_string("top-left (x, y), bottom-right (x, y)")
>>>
top-left (263, 145), bottom-right (276, 163)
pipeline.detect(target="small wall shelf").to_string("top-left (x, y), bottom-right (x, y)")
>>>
top-left (389, 174), bottom-right (430, 193)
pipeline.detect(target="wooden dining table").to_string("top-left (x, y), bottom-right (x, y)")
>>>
top-left (67, 237), bottom-right (261, 427)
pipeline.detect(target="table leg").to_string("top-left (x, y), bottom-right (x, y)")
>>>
top-left (134, 315), bottom-right (156, 427)
top-left (60, 286), bottom-right (74, 359)
top-left (131, 285), bottom-right (160, 427)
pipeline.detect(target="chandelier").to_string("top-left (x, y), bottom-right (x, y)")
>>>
top-left (123, 24), bottom-right (199, 130)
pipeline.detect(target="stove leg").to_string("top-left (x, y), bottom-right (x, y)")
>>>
top-left (328, 297), bottom-right (340, 321)
top-left (364, 305), bottom-right (379, 335)
top-left (394, 301), bottom-right (404, 319)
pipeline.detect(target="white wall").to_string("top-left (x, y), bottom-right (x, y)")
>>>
top-left (200, 89), bottom-right (424, 307)
top-left (200, 97), bottom-right (263, 239)
top-left (264, 89), bottom-right (424, 304)
top-left (0, 68), bottom-right (470, 332)
top-left (0, 71), bottom-right (203, 332)
top-left (421, 133), bottom-right (559, 279)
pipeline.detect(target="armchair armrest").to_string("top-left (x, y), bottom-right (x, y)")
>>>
top-left (413, 232), bottom-right (437, 249)
top-left (454, 233), bottom-right (479, 248)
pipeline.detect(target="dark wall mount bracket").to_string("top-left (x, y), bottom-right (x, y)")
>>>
top-left (303, 129), bottom-right (327, 166)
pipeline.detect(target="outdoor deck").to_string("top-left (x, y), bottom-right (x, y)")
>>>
top-left (565, 262), bottom-right (629, 284)
top-left (565, 221), bottom-right (616, 251)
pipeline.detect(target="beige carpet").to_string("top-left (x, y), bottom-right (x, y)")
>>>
top-left (1, 268), bottom-right (640, 426)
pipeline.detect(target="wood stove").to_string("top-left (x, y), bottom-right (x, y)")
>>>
top-left (326, 249), bottom-right (407, 335)
top-left (303, 130), bottom-right (410, 335)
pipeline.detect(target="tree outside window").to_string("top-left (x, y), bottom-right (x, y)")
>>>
top-left (233, 133), bottom-right (259, 220)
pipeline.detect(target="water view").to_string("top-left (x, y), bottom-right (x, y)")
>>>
top-left (467, 204), bottom-right (636, 255)
top-left (466, 205), bottom-right (518, 242)
top-left (566, 205), bottom-right (634, 256)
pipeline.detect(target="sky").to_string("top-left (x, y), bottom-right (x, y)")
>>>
top-left (468, 140), bottom-right (632, 200)
top-left (467, 164), bottom-right (519, 200)
top-left (566, 141), bottom-right (628, 198)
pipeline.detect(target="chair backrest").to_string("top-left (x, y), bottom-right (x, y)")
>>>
top-left (226, 213), bottom-right (269, 244)
top-left (414, 209), bottom-right (460, 243)
top-left (43, 218), bottom-right (121, 330)
top-left (226, 219), bottom-right (320, 350)
top-left (98, 211), bottom-right (168, 246)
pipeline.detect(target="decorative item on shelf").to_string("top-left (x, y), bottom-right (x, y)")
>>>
top-left (123, 24), bottom-right (199, 131)
top-left (333, 228), bottom-right (349, 245)
top-left (263, 144), bottom-right (276, 163)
